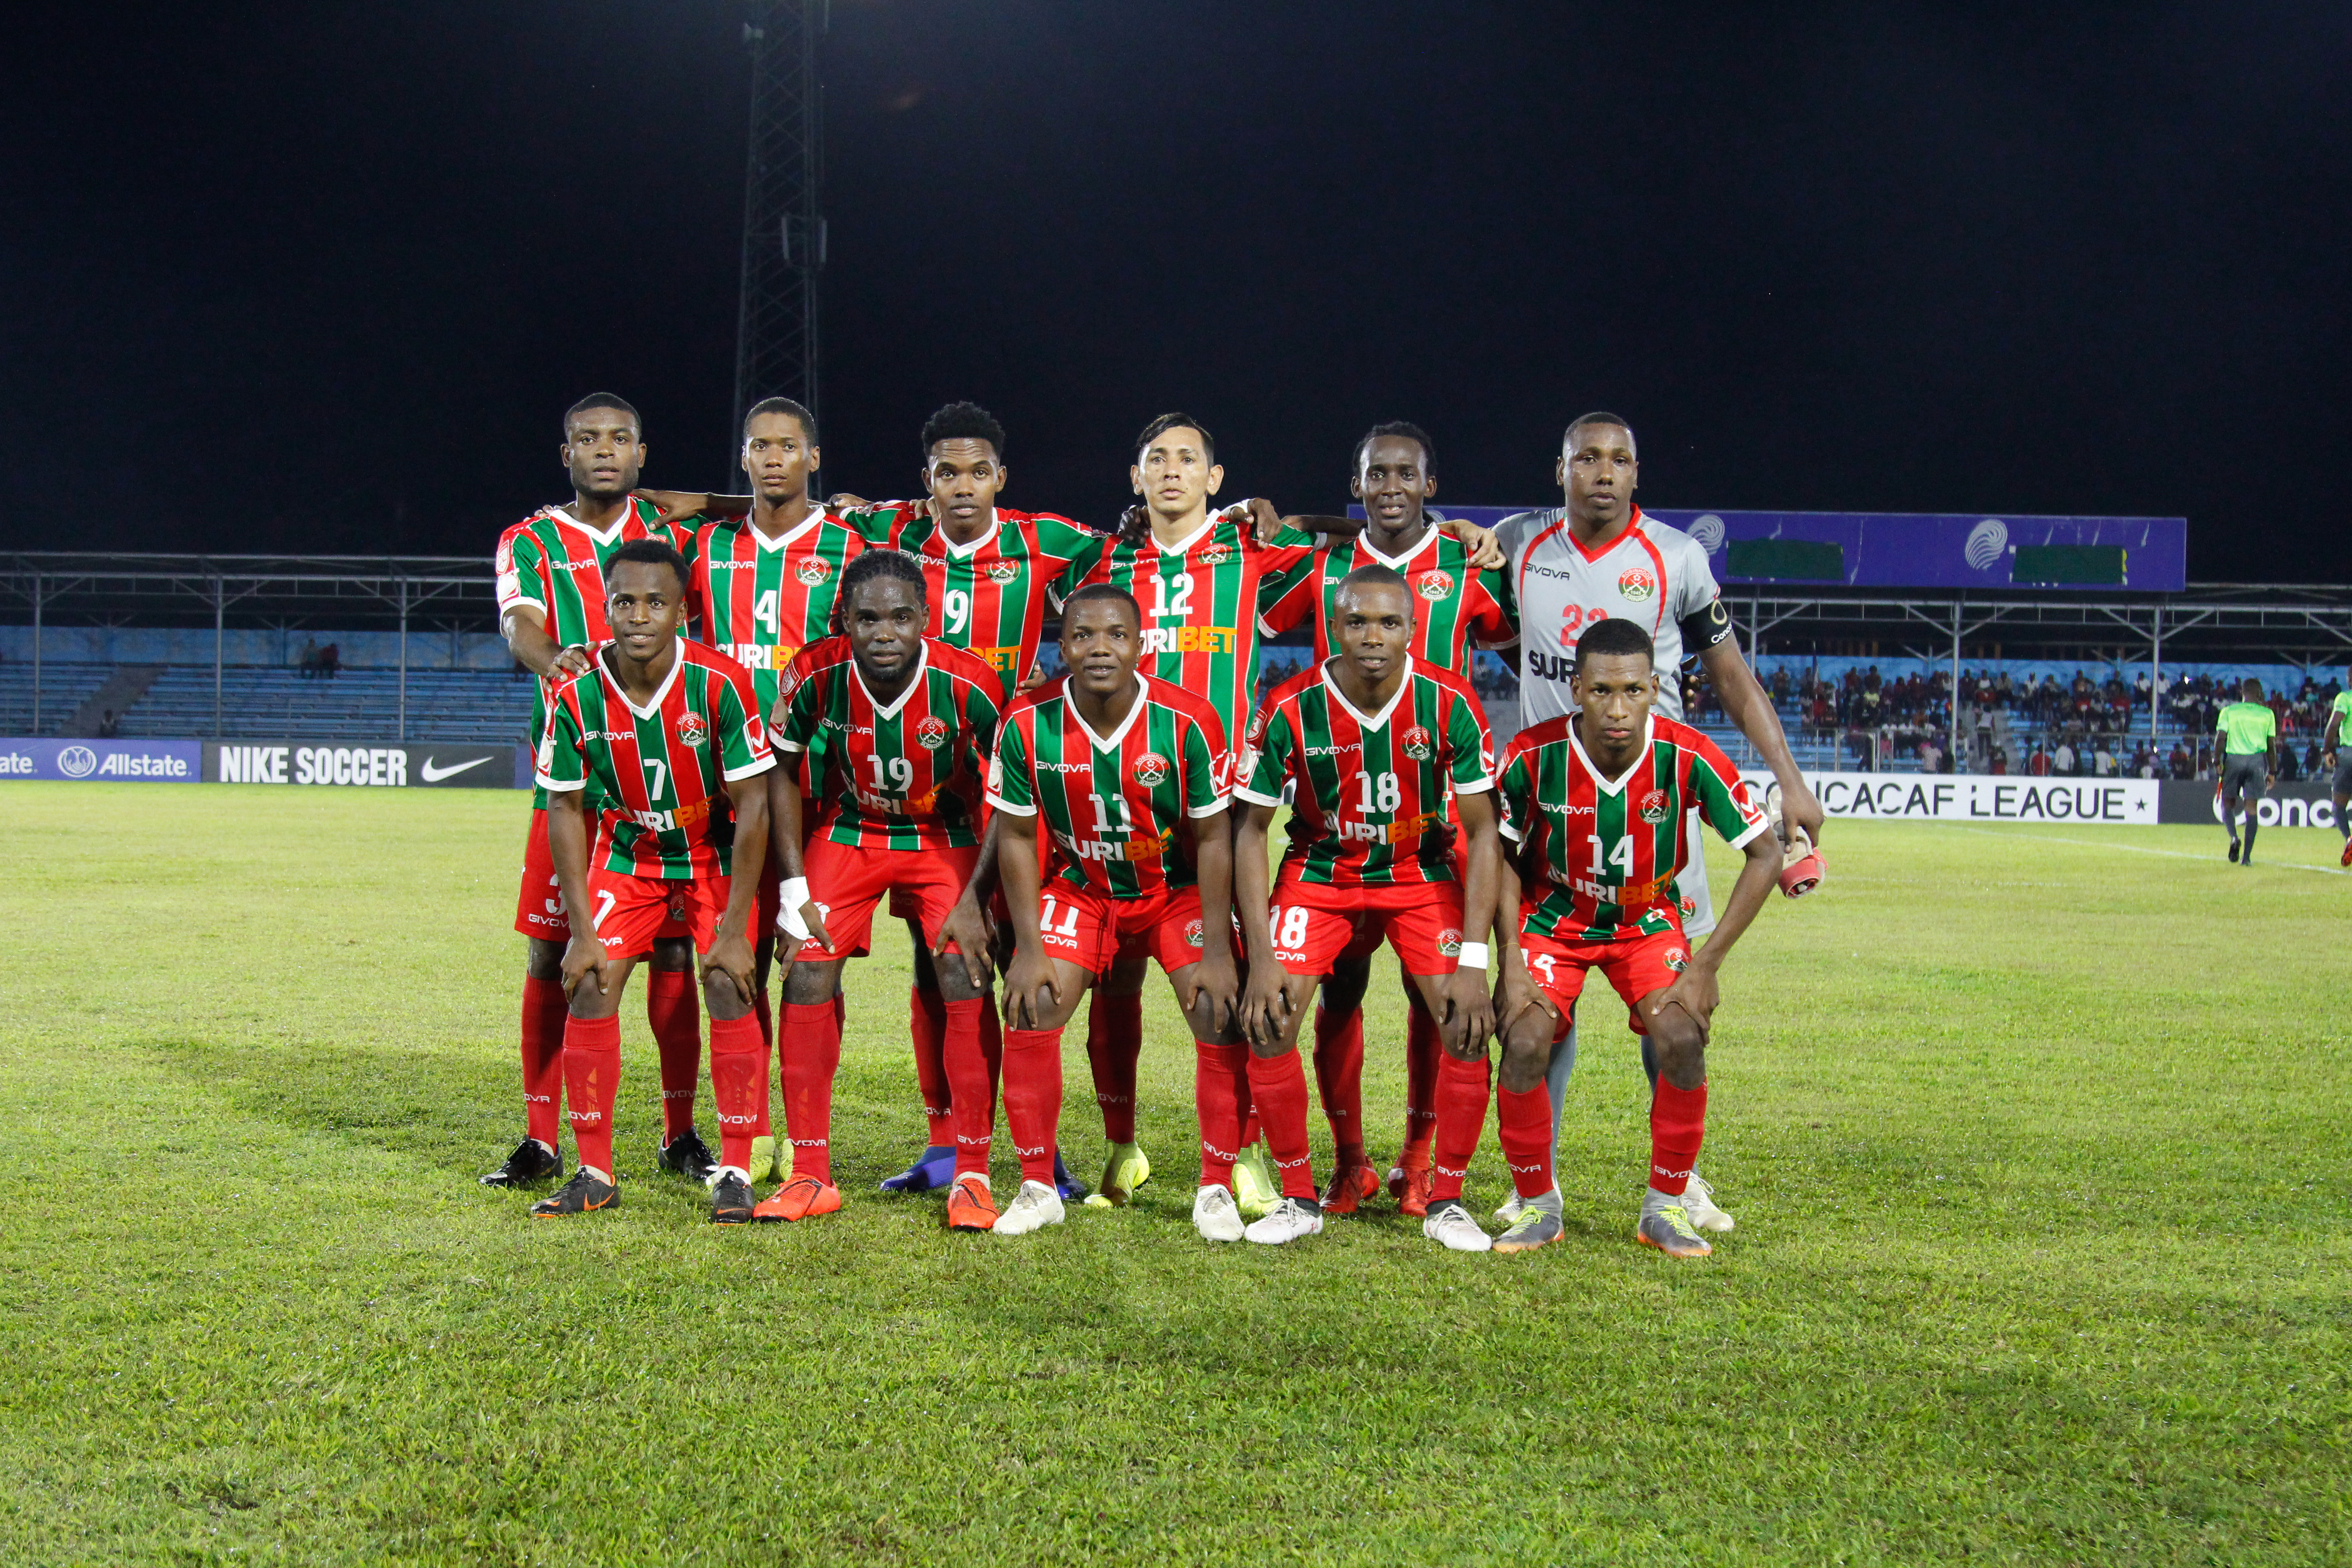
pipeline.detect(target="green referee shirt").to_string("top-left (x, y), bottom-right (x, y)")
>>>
top-left (2216, 700), bottom-right (2277, 757)
top-left (2332, 690), bottom-right (2352, 750)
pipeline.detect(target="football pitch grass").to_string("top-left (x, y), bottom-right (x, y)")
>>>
top-left (3, 784), bottom-right (2347, 1566)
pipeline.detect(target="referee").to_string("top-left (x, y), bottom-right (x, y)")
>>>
top-left (2215, 677), bottom-right (2280, 864)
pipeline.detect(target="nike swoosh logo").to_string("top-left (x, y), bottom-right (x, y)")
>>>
top-left (419, 755), bottom-right (494, 783)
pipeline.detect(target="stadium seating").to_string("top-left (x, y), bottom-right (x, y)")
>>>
top-left (0, 661), bottom-right (533, 744)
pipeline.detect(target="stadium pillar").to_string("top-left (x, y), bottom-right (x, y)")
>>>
top-left (2149, 607), bottom-right (2162, 745)
top-left (1950, 601), bottom-right (1962, 756)
top-left (397, 578), bottom-right (408, 743)
top-left (213, 578), bottom-right (225, 740)
top-left (731, 0), bottom-right (826, 461)
top-left (29, 574), bottom-right (41, 736)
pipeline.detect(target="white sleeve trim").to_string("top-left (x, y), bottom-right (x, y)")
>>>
top-left (1723, 814), bottom-right (1770, 852)
top-left (1232, 782), bottom-right (1285, 807)
top-left (1497, 818), bottom-right (1522, 843)
top-left (535, 775), bottom-right (584, 793)
top-left (722, 755), bottom-right (777, 782)
top-left (1187, 795), bottom-right (1232, 819)
top-left (1453, 773), bottom-right (1494, 794)
top-left (776, 737), bottom-right (807, 754)
top-left (985, 792), bottom-right (1038, 816)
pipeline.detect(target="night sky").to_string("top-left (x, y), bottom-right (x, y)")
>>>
top-left (8, 3), bottom-right (2348, 581)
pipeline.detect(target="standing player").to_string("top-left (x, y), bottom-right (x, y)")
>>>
top-left (1233, 565), bottom-right (1505, 1247)
top-left (1256, 422), bottom-right (1518, 1217)
top-left (2328, 668), bottom-right (2352, 865)
top-left (987, 585), bottom-right (1245, 1241)
top-left (1490, 412), bottom-right (1821, 1232)
top-left (531, 540), bottom-right (776, 1224)
top-left (482, 394), bottom-right (717, 1192)
top-left (1485, 617), bottom-right (1781, 1256)
top-left (762, 551), bottom-right (1009, 1227)
top-left (2215, 677), bottom-right (2279, 864)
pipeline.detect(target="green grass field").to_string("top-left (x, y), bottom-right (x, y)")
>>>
top-left (3, 784), bottom-right (2347, 1565)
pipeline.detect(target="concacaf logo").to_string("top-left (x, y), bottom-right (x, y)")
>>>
top-left (1183, 918), bottom-right (1205, 949)
top-left (796, 557), bottom-right (833, 586)
top-left (1637, 788), bottom-right (1670, 824)
top-left (1196, 542), bottom-right (1230, 568)
top-left (1664, 948), bottom-right (1690, 973)
top-left (987, 560), bottom-right (1020, 584)
top-left (675, 712), bottom-right (710, 748)
top-left (1416, 569), bottom-right (1454, 601)
top-left (913, 716), bottom-right (949, 750)
top-left (1132, 752), bottom-right (1170, 787)
top-left (1437, 928), bottom-right (1463, 956)
top-left (1617, 566), bottom-right (1658, 603)
top-left (1400, 725), bottom-right (1435, 761)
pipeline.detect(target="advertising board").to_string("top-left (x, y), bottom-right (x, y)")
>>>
top-left (206, 741), bottom-right (525, 788)
top-left (1740, 769), bottom-right (2158, 824)
top-left (0, 738), bottom-right (202, 782)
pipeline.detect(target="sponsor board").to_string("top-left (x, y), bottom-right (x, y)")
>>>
top-left (1742, 769), bottom-right (2158, 824)
top-left (206, 742), bottom-right (526, 788)
top-left (2157, 779), bottom-right (2352, 829)
top-left (0, 738), bottom-right (201, 782)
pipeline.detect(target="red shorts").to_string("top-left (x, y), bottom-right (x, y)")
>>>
top-left (799, 839), bottom-right (979, 961)
top-left (516, 806), bottom-right (692, 944)
top-left (1267, 878), bottom-right (1468, 978)
top-left (1518, 925), bottom-right (1692, 1039)
top-left (588, 865), bottom-right (730, 960)
top-left (1037, 882), bottom-right (1217, 977)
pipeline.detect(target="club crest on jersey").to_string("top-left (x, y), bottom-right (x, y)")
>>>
top-left (796, 557), bottom-right (833, 586)
top-left (1617, 566), bottom-right (1658, 602)
top-left (914, 716), bottom-right (949, 750)
top-left (1664, 948), bottom-right (1690, 973)
top-left (1400, 725), bottom-right (1435, 761)
top-left (1415, 569), bottom-right (1454, 601)
top-left (986, 560), bottom-right (1019, 584)
top-left (1638, 788), bottom-right (1671, 824)
top-left (1679, 894), bottom-right (1699, 918)
top-left (675, 712), bottom-right (709, 748)
top-left (1132, 752), bottom-right (1171, 787)
top-left (1196, 542), bottom-right (1230, 567)
top-left (1437, 928), bottom-right (1463, 956)
top-left (1183, 918), bottom-right (1205, 949)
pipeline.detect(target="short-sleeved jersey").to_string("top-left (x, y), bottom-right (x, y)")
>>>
top-left (1236, 658), bottom-right (1495, 889)
top-left (1063, 509), bottom-right (1315, 742)
top-left (1495, 714), bottom-right (1768, 942)
top-left (2216, 701), bottom-right (2278, 757)
top-left (1491, 505), bottom-right (1732, 725)
top-left (689, 507), bottom-right (876, 716)
top-left (495, 496), bottom-right (698, 809)
top-left (774, 636), bottom-right (1006, 852)
top-left (1257, 524), bottom-right (1518, 672)
top-left (535, 641), bottom-right (775, 880)
top-left (986, 673), bottom-right (1231, 897)
top-left (853, 503), bottom-right (1107, 685)
top-left (2332, 691), bottom-right (2352, 750)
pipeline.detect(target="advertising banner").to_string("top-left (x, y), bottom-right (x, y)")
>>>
top-left (2156, 779), bottom-right (2346, 829)
top-left (0, 737), bottom-right (202, 782)
top-left (206, 741), bottom-right (525, 789)
top-left (1741, 769), bottom-right (2159, 825)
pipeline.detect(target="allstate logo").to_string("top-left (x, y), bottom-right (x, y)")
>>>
top-left (1965, 519), bottom-right (2009, 572)
top-left (1688, 514), bottom-right (1726, 554)
top-left (57, 745), bottom-right (99, 778)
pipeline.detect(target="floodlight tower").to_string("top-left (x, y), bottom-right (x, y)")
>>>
top-left (732, 0), bottom-right (826, 451)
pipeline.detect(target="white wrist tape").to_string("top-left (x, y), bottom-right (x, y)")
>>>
top-left (1455, 941), bottom-right (1490, 971)
top-left (776, 877), bottom-right (812, 941)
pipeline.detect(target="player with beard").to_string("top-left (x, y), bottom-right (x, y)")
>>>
top-left (1256, 422), bottom-right (1517, 1218)
top-left (1485, 617), bottom-right (1779, 1256)
top-left (481, 394), bottom-right (719, 1194)
top-left (1234, 567), bottom-right (1504, 1247)
top-left (531, 541), bottom-right (775, 1224)
top-left (1489, 412), bottom-right (1822, 1234)
top-left (987, 585), bottom-right (1244, 1240)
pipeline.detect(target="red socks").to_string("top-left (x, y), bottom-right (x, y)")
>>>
top-left (1311, 1005), bottom-right (1367, 1170)
top-left (646, 967), bottom-right (701, 1142)
top-left (1495, 1083), bottom-right (1555, 1200)
top-left (1245, 1049), bottom-right (1316, 1200)
top-left (1000, 1028), bottom-right (1063, 1186)
top-left (1399, 994), bottom-right (1441, 1163)
top-left (1430, 1053), bottom-right (1491, 1202)
top-left (943, 997), bottom-right (996, 1179)
top-left (750, 990), bottom-right (774, 1136)
top-left (1193, 1041), bottom-right (1250, 1187)
top-left (1649, 1080), bottom-right (1708, 1196)
top-left (706, 1014), bottom-right (767, 1172)
top-left (1084, 990), bottom-right (1144, 1144)
top-left (520, 975), bottom-right (569, 1149)
top-left (562, 1012), bottom-right (622, 1178)
top-left (781, 1000), bottom-right (842, 1183)
top-left (909, 983), bottom-right (953, 1147)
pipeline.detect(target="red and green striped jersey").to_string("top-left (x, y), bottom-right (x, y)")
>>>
top-left (854, 503), bottom-right (1107, 685)
top-left (986, 674), bottom-right (1231, 897)
top-left (1063, 510), bottom-right (1315, 743)
top-left (689, 507), bottom-right (877, 717)
top-left (496, 496), bottom-right (699, 808)
top-left (534, 642), bottom-right (775, 880)
top-left (1236, 657), bottom-right (1496, 888)
top-left (774, 636), bottom-right (1007, 851)
top-left (1495, 714), bottom-right (1768, 941)
top-left (1257, 524), bottom-right (1518, 671)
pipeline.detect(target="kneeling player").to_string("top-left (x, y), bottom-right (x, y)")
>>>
top-left (989, 585), bottom-right (1246, 1240)
top-left (1488, 617), bottom-right (1780, 1256)
top-left (1234, 565), bottom-right (1503, 1247)
top-left (532, 540), bottom-right (777, 1223)
top-left (764, 550), bottom-right (1010, 1226)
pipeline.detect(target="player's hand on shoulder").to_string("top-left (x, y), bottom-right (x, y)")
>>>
top-left (637, 489), bottom-right (714, 525)
top-left (825, 492), bottom-right (872, 512)
top-left (1441, 516), bottom-right (1504, 570)
top-left (552, 643), bottom-right (595, 678)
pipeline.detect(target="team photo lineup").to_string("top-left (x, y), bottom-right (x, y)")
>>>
top-left (486, 393), bottom-right (1829, 1254)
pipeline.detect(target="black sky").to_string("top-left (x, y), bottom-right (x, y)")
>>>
top-left (6, 2), bottom-right (2348, 580)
